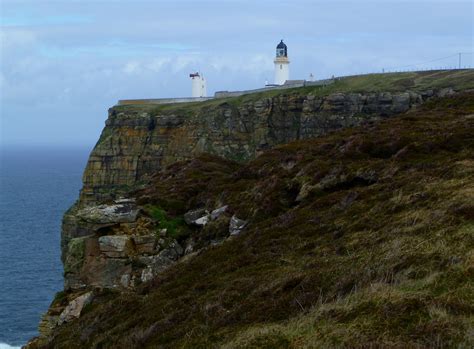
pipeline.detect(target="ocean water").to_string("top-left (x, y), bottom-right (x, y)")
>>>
top-left (0, 146), bottom-right (90, 347)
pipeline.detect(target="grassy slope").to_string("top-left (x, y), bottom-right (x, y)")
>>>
top-left (50, 92), bottom-right (473, 348)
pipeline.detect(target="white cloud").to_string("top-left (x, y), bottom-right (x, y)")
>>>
top-left (0, 0), bottom-right (472, 146)
top-left (146, 58), bottom-right (172, 73)
top-left (122, 61), bottom-right (141, 74)
top-left (0, 28), bottom-right (37, 51)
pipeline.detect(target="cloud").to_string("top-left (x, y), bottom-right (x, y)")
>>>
top-left (1, 14), bottom-right (94, 27)
top-left (122, 61), bottom-right (141, 74)
top-left (146, 58), bottom-right (172, 72)
top-left (0, 28), bottom-right (37, 50)
top-left (0, 0), bottom-right (472, 146)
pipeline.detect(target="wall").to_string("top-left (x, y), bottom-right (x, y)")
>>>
top-left (214, 79), bottom-right (334, 98)
top-left (118, 97), bottom-right (214, 105)
top-left (117, 79), bottom-right (335, 106)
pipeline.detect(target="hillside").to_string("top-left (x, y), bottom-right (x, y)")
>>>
top-left (29, 86), bottom-right (474, 348)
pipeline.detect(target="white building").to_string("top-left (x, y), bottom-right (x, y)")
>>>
top-left (274, 40), bottom-right (290, 85)
top-left (190, 72), bottom-right (207, 98)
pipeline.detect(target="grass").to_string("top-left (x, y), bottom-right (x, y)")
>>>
top-left (111, 69), bottom-right (474, 117)
top-left (144, 205), bottom-right (189, 241)
top-left (36, 91), bottom-right (474, 349)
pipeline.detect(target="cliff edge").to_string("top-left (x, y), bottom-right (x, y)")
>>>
top-left (80, 70), bottom-right (473, 203)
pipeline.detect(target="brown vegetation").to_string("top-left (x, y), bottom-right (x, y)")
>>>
top-left (44, 92), bottom-right (474, 348)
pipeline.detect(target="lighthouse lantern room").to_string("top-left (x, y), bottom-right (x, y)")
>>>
top-left (274, 40), bottom-right (290, 85)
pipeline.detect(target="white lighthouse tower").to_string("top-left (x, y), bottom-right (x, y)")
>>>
top-left (190, 72), bottom-right (207, 98)
top-left (274, 40), bottom-right (290, 85)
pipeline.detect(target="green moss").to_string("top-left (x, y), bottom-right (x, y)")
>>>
top-left (145, 205), bottom-right (189, 241)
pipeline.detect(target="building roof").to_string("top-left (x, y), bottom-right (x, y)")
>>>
top-left (276, 40), bottom-right (287, 49)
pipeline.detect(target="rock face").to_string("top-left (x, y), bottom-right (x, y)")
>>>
top-left (80, 91), bottom-right (431, 203)
top-left (61, 198), bottom-right (185, 290)
top-left (59, 87), bottom-right (456, 293)
top-left (77, 201), bottom-right (139, 224)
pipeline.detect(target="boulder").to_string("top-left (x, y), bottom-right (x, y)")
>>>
top-left (57, 292), bottom-right (93, 325)
top-left (77, 202), bottom-right (139, 224)
top-left (184, 208), bottom-right (208, 225)
top-left (115, 197), bottom-right (136, 204)
top-left (211, 205), bottom-right (228, 220)
top-left (98, 235), bottom-right (133, 258)
top-left (194, 215), bottom-right (210, 226)
top-left (229, 215), bottom-right (248, 236)
top-left (421, 89), bottom-right (434, 99)
top-left (437, 87), bottom-right (455, 98)
top-left (392, 93), bottom-right (411, 113)
top-left (139, 240), bottom-right (183, 282)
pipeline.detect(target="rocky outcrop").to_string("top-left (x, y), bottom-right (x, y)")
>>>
top-left (57, 292), bottom-right (93, 325)
top-left (80, 90), bottom-right (438, 203)
top-left (61, 200), bottom-right (241, 292)
top-left (62, 212), bottom-right (181, 290)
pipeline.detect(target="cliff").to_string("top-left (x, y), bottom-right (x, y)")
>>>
top-left (27, 70), bottom-right (474, 348)
top-left (80, 70), bottom-right (473, 203)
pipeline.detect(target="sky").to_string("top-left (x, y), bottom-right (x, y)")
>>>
top-left (0, 0), bottom-right (473, 148)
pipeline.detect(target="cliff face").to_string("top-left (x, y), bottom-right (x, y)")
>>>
top-left (27, 70), bottom-right (474, 347)
top-left (81, 68), bottom-right (474, 204)
top-left (81, 90), bottom-right (426, 203)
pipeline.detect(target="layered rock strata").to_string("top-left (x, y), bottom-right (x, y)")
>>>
top-left (82, 90), bottom-right (450, 203)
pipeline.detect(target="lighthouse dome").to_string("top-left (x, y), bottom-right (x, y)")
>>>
top-left (276, 40), bottom-right (287, 49)
top-left (276, 40), bottom-right (287, 57)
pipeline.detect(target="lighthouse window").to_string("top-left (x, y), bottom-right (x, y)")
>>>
top-left (280, 65), bottom-right (282, 69)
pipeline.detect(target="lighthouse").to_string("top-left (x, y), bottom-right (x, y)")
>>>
top-left (274, 40), bottom-right (290, 85)
top-left (190, 72), bottom-right (207, 98)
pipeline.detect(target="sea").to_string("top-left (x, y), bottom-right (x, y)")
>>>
top-left (0, 146), bottom-right (90, 348)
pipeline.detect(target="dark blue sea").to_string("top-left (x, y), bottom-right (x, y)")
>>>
top-left (0, 146), bottom-right (90, 348)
